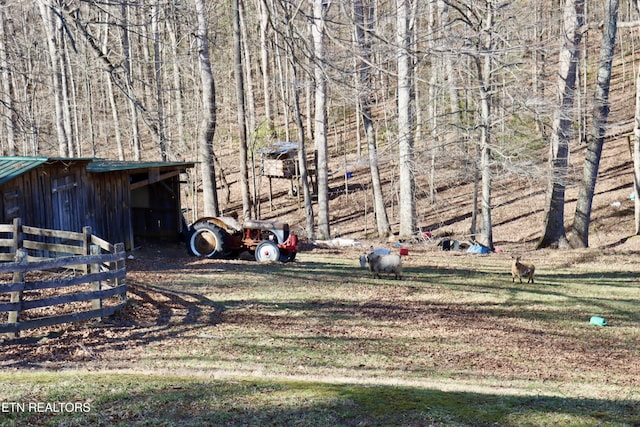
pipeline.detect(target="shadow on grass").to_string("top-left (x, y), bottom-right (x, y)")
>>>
top-left (137, 257), bottom-right (639, 330)
top-left (0, 283), bottom-right (225, 369)
top-left (6, 377), bottom-right (639, 426)
top-left (3, 255), bottom-right (636, 372)
top-left (261, 260), bottom-right (640, 323)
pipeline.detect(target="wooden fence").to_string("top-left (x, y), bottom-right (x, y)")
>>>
top-left (0, 218), bottom-right (127, 337)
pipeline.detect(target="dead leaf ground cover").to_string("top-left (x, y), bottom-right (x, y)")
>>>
top-left (1, 242), bottom-right (638, 426)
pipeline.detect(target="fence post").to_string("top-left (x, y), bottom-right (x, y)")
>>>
top-left (82, 226), bottom-right (92, 254)
top-left (7, 248), bottom-right (27, 338)
top-left (82, 226), bottom-right (92, 274)
top-left (12, 217), bottom-right (22, 253)
top-left (113, 243), bottom-right (127, 302)
top-left (90, 244), bottom-right (103, 320)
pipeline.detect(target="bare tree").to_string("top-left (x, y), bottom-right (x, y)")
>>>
top-left (233, 0), bottom-right (252, 220)
top-left (65, 3), bottom-right (164, 160)
top-left (571, 0), bottom-right (618, 248)
top-left (397, 0), bottom-right (416, 238)
top-left (37, 0), bottom-right (71, 157)
top-left (354, 0), bottom-right (391, 239)
top-left (120, 2), bottom-right (141, 160)
top-left (0, 4), bottom-right (16, 155)
top-left (475, 0), bottom-right (495, 251)
top-left (292, 62), bottom-right (316, 240)
top-left (438, 1), bottom-right (461, 134)
top-left (538, 0), bottom-right (584, 249)
top-left (92, 8), bottom-right (123, 160)
top-left (194, 0), bottom-right (219, 217)
top-left (259, 0), bottom-right (274, 134)
top-left (151, 1), bottom-right (167, 161)
top-left (239, 0), bottom-right (259, 218)
top-left (631, 0), bottom-right (640, 235)
top-left (167, 3), bottom-right (187, 158)
top-left (275, 0), bottom-right (315, 238)
top-left (426, 0), bottom-right (439, 204)
top-left (311, 0), bottom-right (330, 239)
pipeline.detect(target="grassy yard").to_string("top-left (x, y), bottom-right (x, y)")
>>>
top-left (1, 246), bottom-right (638, 426)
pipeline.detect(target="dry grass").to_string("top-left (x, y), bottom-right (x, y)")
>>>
top-left (1, 244), bottom-right (638, 425)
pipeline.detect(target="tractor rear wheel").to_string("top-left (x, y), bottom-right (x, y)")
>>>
top-left (187, 222), bottom-right (229, 258)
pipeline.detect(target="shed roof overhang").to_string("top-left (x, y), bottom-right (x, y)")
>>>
top-left (87, 160), bottom-right (196, 191)
top-left (86, 160), bottom-right (196, 173)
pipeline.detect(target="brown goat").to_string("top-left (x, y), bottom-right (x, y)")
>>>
top-left (511, 256), bottom-right (535, 284)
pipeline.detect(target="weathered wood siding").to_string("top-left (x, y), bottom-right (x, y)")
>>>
top-left (0, 160), bottom-right (92, 235)
top-left (0, 158), bottom-right (193, 251)
top-left (88, 170), bottom-right (133, 251)
top-left (0, 160), bottom-right (133, 249)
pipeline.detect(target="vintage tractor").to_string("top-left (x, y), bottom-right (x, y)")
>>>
top-left (185, 216), bottom-right (298, 262)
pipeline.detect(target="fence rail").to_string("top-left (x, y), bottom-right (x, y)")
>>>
top-left (0, 218), bottom-right (127, 337)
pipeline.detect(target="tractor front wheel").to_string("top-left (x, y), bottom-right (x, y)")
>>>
top-left (255, 240), bottom-right (280, 262)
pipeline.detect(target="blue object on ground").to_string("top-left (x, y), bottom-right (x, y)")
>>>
top-left (467, 244), bottom-right (490, 254)
top-left (590, 316), bottom-right (608, 326)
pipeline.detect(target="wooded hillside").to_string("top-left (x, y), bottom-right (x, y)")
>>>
top-left (2, 1), bottom-right (639, 248)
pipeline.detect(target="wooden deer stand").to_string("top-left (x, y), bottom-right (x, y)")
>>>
top-left (258, 142), bottom-right (316, 210)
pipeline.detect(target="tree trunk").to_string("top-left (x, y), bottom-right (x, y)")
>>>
top-left (37, 0), bottom-right (70, 157)
top-left (437, 1), bottom-right (461, 141)
top-left (0, 8), bottom-right (16, 155)
top-left (538, 0), bottom-right (584, 249)
top-left (238, 2), bottom-right (258, 218)
top-left (354, 0), bottom-right (391, 239)
top-left (233, 0), bottom-right (252, 220)
top-left (100, 18), bottom-right (123, 159)
top-left (632, 0), bottom-right (640, 235)
top-left (427, 0), bottom-right (438, 205)
top-left (278, 1), bottom-right (315, 239)
top-left (167, 5), bottom-right (186, 158)
top-left (292, 64), bottom-right (315, 240)
top-left (151, 1), bottom-right (167, 161)
top-left (397, 0), bottom-right (416, 238)
top-left (312, 0), bottom-right (330, 239)
top-left (470, 138), bottom-right (479, 239)
top-left (259, 0), bottom-right (274, 134)
top-left (121, 3), bottom-right (141, 160)
top-left (476, 1), bottom-right (494, 251)
top-left (635, 94), bottom-right (640, 235)
top-left (106, 75), bottom-right (124, 160)
top-left (194, 0), bottom-right (219, 217)
top-left (239, 3), bottom-right (256, 137)
top-left (571, 0), bottom-right (618, 247)
top-left (60, 34), bottom-right (74, 157)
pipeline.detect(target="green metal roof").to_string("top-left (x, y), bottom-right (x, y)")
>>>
top-left (87, 159), bottom-right (196, 173)
top-left (0, 156), bottom-right (195, 185)
top-left (0, 156), bottom-right (49, 185)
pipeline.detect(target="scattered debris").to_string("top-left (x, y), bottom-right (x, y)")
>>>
top-left (315, 238), bottom-right (363, 247)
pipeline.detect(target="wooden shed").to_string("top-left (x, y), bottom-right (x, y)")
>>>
top-left (0, 156), bottom-right (194, 250)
